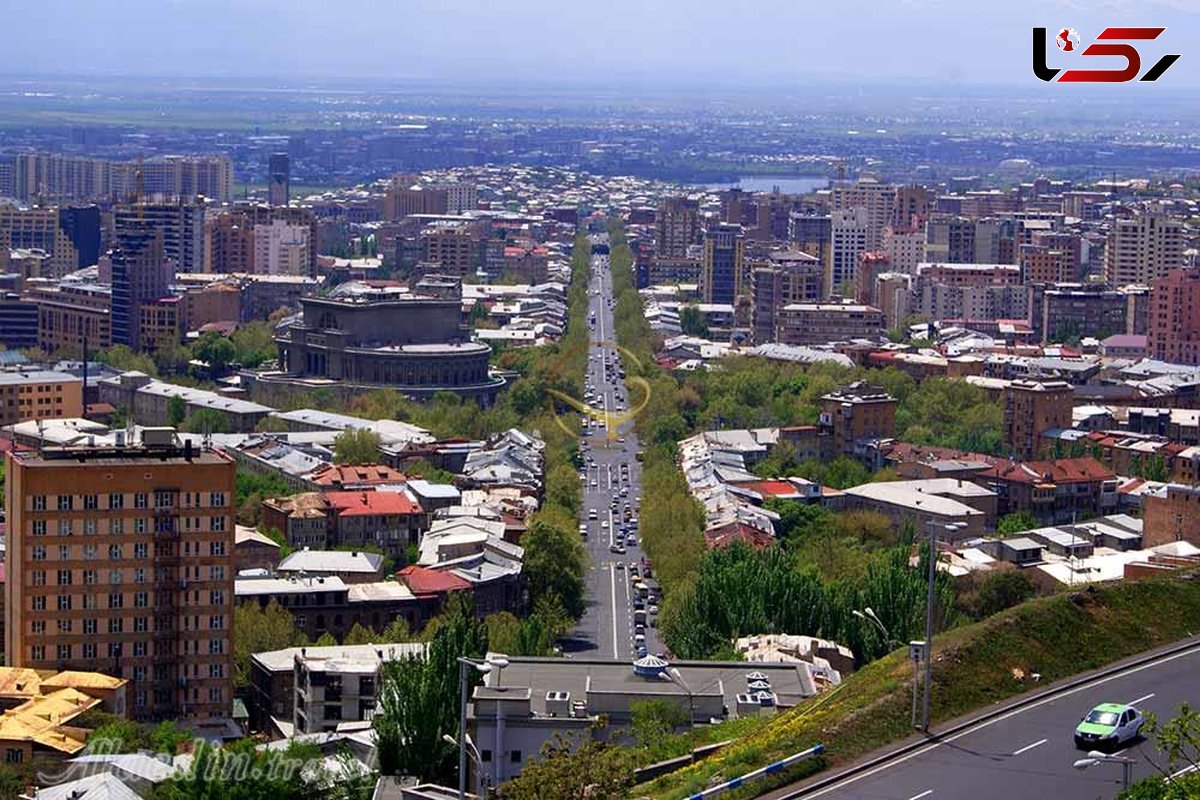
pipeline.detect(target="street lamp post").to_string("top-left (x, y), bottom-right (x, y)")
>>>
top-left (920, 520), bottom-right (966, 732)
top-left (668, 667), bottom-right (695, 747)
top-left (457, 658), bottom-right (492, 800)
top-left (444, 733), bottom-right (486, 798)
top-left (1073, 751), bottom-right (1136, 792)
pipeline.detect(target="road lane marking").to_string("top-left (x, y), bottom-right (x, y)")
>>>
top-left (795, 644), bottom-right (1200, 799)
top-left (1011, 738), bottom-right (1047, 756)
top-left (906, 791), bottom-right (933, 800)
top-left (1127, 693), bottom-right (1155, 706)
top-left (609, 564), bottom-right (619, 659)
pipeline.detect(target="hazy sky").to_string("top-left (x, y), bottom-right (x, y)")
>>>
top-left (6, 0), bottom-right (1199, 88)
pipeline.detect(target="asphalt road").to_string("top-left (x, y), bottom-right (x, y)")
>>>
top-left (772, 640), bottom-right (1200, 800)
top-left (561, 252), bottom-right (664, 661)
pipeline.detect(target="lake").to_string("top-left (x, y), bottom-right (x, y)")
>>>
top-left (700, 175), bottom-right (829, 195)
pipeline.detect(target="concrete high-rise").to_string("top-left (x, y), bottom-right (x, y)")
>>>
top-left (831, 179), bottom-right (895, 251)
top-left (701, 223), bottom-right (745, 304)
top-left (253, 219), bottom-right (311, 276)
top-left (5, 432), bottom-right (236, 721)
top-left (110, 222), bottom-right (171, 349)
top-left (115, 203), bottom-right (206, 274)
top-left (1149, 268), bottom-right (1200, 366)
top-left (267, 153), bottom-right (290, 207)
top-left (830, 208), bottom-right (869, 295)
top-left (656, 197), bottom-right (701, 259)
top-left (1105, 210), bottom-right (1185, 287)
top-left (750, 249), bottom-right (822, 344)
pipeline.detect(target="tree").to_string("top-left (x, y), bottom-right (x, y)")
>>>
top-left (314, 632), bottom-right (339, 646)
top-left (98, 344), bottom-right (158, 376)
top-left (521, 517), bottom-right (587, 620)
top-left (374, 593), bottom-right (488, 783)
top-left (230, 320), bottom-right (277, 368)
top-left (497, 732), bottom-right (635, 800)
top-left (630, 698), bottom-right (689, 750)
top-left (167, 394), bottom-right (187, 428)
top-left (342, 623), bottom-right (377, 645)
top-left (997, 511), bottom-right (1039, 536)
top-left (234, 601), bottom-right (307, 688)
top-left (193, 331), bottom-right (237, 375)
top-left (973, 569), bottom-right (1036, 619)
top-left (679, 304), bottom-right (710, 338)
top-left (182, 408), bottom-right (231, 434)
top-left (334, 428), bottom-right (382, 465)
top-left (1117, 704), bottom-right (1200, 799)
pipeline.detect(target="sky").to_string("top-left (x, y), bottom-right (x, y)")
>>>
top-left (5, 0), bottom-right (1199, 89)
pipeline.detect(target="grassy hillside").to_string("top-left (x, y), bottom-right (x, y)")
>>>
top-left (636, 573), bottom-right (1200, 800)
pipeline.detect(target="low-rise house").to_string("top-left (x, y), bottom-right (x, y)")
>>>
top-left (235, 525), bottom-right (282, 573)
top-left (277, 549), bottom-right (386, 584)
top-left (840, 480), bottom-right (991, 540)
top-left (979, 457), bottom-right (1118, 525)
top-left (99, 371), bottom-right (274, 432)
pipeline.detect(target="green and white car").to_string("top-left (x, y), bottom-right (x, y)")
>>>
top-left (1074, 703), bottom-right (1144, 750)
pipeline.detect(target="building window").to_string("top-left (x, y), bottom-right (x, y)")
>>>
top-left (32, 520), bottom-right (45, 536)
top-left (31, 620), bottom-right (44, 635)
top-left (209, 492), bottom-right (227, 508)
top-left (83, 643), bottom-right (97, 659)
top-left (134, 543), bottom-right (148, 559)
top-left (57, 619), bottom-right (71, 634)
top-left (481, 750), bottom-right (492, 763)
top-left (57, 595), bottom-right (71, 611)
top-left (56, 570), bottom-right (71, 586)
top-left (83, 519), bottom-right (97, 535)
top-left (58, 545), bottom-right (70, 560)
top-left (135, 691), bottom-right (147, 708)
top-left (56, 644), bottom-right (70, 660)
top-left (134, 666), bottom-right (147, 682)
top-left (108, 643), bottom-right (121, 659)
top-left (134, 493), bottom-right (148, 509)
top-left (32, 495), bottom-right (46, 511)
top-left (134, 568), bottom-right (146, 584)
top-left (134, 518), bottom-right (147, 534)
top-left (210, 615), bottom-right (224, 630)
top-left (31, 570), bottom-right (45, 586)
top-left (154, 490), bottom-right (174, 509)
top-left (30, 645), bottom-right (44, 661)
top-left (32, 596), bottom-right (45, 611)
top-left (135, 592), bottom-right (148, 608)
top-left (209, 663), bottom-right (223, 679)
top-left (83, 595), bottom-right (96, 610)
top-left (511, 750), bottom-right (522, 764)
top-left (109, 593), bottom-right (123, 609)
top-left (83, 618), bottom-right (97, 635)
top-left (211, 516), bottom-right (226, 533)
top-left (83, 494), bottom-right (98, 510)
top-left (31, 546), bottom-right (45, 562)
top-left (110, 519), bottom-right (124, 535)
top-left (84, 544), bottom-right (97, 560)
top-left (109, 493), bottom-right (124, 510)
top-left (210, 590), bottom-right (225, 605)
top-left (210, 541), bottom-right (226, 556)
top-left (134, 617), bottom-right (148, 633)
top-left (210, 565), bottom-right (225, 581)
top-left (57, 519), bottom-right (72, 536)
top-left (5, 749), bottom-right (22, 764)
top-left (209, 686), bottom-right (223, 704)
top-left (109, 570), bottom-right (122, 585)
top-left (208, 639), bottom-right (225, 654)
top-left (57, 495), bottom-right (73, 511)
top-left (133, 642), bottom-right (147, 657)
top-left (109, 544), bottom-right (123, 560)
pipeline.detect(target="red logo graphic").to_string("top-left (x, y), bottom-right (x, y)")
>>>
top-left (1033, 26), bottom-right (1180, 83)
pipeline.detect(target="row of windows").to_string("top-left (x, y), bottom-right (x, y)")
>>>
top-left (30, 615), bottom-right (225, 635)
top-left (29, 518), bottom-right (228, 538)
top-left (29, 542), bottom-right (227, 562)
top-left (30, 643), bottom-right (229, 664)
top-left (28, 590), bottom-right (227, 611)
top-left (32, 492), bottom-right (228, 512)
top-left (132, 686), bottom-right (225, 708)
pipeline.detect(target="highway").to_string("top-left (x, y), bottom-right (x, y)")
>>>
top-left (770, 639), bottom-right (1200, 800)
top-left (561, 248), bottom-right (664, 661)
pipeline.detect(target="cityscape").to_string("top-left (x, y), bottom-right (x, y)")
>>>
top-left (0, 3), bottom-right (1198, 800)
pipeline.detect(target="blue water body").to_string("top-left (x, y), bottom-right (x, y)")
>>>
top-left (702, 176), bottom-right (828, 194)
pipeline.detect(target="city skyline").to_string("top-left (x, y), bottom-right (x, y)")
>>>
top-left (3, 0), bottom-right (1198, 89)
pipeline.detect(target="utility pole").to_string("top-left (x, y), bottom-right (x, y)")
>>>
top-left (921, 521), bottom-right (965, 731)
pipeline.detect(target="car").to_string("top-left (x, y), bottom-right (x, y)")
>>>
top-left (610, 544), bottom-right (626, 554)
top-left (615, 560), bottom-right (626, 568)
top-left (601, 521), bottom-right (609, 529)
top-left (1075, 703), bottom-right (1144, 750)
top-left (647, 604), bottom-right (658, 615)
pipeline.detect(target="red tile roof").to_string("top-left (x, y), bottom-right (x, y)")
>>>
top-left (704, 522), bottom-right (776, 551)
top-left (735, 480), bottom-right (804, 498)
top-left (397, 565), bottom-right (471, 596)
top-left (311, 463), bottom-right (406, 486)
top-left (984, 457), bottom-right (1114, 485)
top-left (324, 490), bottom-right (422, 517)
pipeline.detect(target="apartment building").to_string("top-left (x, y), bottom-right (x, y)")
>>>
top-left (818, 382), bottom-right (897, 461)
top-left (655, 197), bottom-right (701, 258)
top-left (1105, 210), bottom-right (1185, 287)
top-left (701, 223), bottom-right (745, 304)
top-left (749, 249), bottom-right (822, 344)
top-left (1003, 379), bottom-right (1074, 460)
top-left (28, 281), bottom-right (112, 353)
top-left (5, 431), bottom-right (237, 721)
top-left (775, 303), bottom-right (884, 346)
top-left (1149, 268), bottom-right (1200, 366)
top-left (0, 371), bottom-right (83, 426)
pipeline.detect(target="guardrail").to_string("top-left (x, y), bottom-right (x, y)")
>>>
top-left (685, 744), bottom-right (824, 800)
